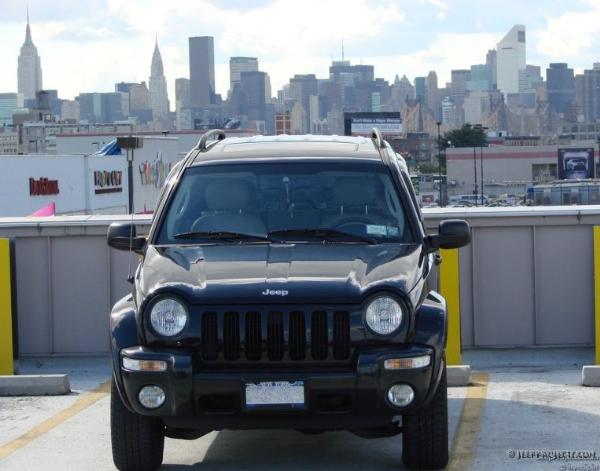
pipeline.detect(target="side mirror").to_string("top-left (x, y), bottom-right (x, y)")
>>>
top-left (107, 222), bottom-right (146, 254)
top-left (425, 219), bottom-right (471, 252)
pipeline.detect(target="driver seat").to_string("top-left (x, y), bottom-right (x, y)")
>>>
top-left (321, 177), bottom-right (389, 228)
top-left (191, 179), bottom-right (266, 234)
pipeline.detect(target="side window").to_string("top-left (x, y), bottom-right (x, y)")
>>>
top-left (399, 169), bottom-right (426, 233)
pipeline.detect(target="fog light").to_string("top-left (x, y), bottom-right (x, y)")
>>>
top-left (122, 357), bottom-right (167, 372)
top-left (387, 384), bottom-right (415, 408)
top-left (138, 385), bottom-right (166, 409)
top-left (384, 355), bottom-right (431, 370)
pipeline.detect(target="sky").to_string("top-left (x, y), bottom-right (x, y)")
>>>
top-left (1, 0), bottom-right (600, 104)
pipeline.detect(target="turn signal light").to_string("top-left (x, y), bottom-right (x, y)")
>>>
top-left (384, 355), bottom-right (431, 370)
top-left (122, 357), bottom-right (167, 372)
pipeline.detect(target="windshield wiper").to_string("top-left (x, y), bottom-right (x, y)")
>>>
top-left (173, 231), bottom-right (271, 242)
top-left (269, 228), bottom-right (377, 244)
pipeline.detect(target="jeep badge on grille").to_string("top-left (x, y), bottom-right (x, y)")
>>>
top-left (262, 289), bottom-right (289, 296)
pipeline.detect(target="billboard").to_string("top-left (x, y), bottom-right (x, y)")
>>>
top-left (558, 148), bottom-right (595, 180)
top-left (344, 112), bottom-right (402, 137)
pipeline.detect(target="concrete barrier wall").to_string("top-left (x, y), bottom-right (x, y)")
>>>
top-left (1, 206), bottom-right (599, 354)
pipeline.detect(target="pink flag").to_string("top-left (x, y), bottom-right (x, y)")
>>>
top-left (30, 202), bottom-right (56, 217)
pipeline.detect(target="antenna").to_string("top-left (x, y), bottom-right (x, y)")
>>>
top-left (342, 37), bottom-right (345, 62)
top-left (27, 4), bottom-right (29, 24)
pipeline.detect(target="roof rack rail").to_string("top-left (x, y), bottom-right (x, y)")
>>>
top-left (371, 127), bottom-right (386, 149)
top-left (196, 129), bottom-right (226, 151)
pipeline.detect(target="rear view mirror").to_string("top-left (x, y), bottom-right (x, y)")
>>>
top-left (425, 219), bottom-right (471, 252)
top-left (107, 222), bottom-right (146, 254)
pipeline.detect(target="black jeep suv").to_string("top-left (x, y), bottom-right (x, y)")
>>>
top-left (107, 129), bottom-right (471, 470)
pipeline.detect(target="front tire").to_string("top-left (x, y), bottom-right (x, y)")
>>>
top-left (401, 364), bottom-right (449, 470)
top-left (110, 378), bottom-right (165, 471)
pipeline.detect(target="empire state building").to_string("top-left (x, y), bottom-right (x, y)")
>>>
top-left (17, 11), bottom-right (43, 101)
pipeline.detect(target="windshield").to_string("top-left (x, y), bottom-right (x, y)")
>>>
top-left (156, 162), bottom-right (414, 244)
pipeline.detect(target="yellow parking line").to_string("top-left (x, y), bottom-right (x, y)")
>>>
top-left (0, 379), bottom-right (110, 461)
top-left (448, 372), bottom-right (489, 471)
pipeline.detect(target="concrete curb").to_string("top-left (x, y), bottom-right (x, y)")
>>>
top-left (582, 366), bottom-right (600, 386)
top-left (447, 365), bottom-right (472, 387)
top-left (0, 374), bottom-right (71, 396)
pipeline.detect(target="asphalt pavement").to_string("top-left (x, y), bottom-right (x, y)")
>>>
top-left (0, 349), bottom-right (598, 471)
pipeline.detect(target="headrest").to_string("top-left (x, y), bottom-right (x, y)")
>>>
top-left (333, 177), bottom-right (378, 206)
top-left (205, 178), bottom-right (254, 211)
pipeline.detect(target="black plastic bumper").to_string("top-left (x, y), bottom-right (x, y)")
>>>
top-left (116, 344), bottom-right (444, 431)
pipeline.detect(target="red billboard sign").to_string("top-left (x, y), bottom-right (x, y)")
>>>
top-left (29, 178), bottom-right (59, 196)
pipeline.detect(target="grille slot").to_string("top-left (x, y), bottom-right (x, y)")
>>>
top-left (267, 311), bottom-right (284, 361)
top-left (245, 311), bottom-right (262, 361)
top-left (199, 308), bottom-right (352, 362)
top-left (288, 311), bottom-right (306, 360)
top-left (223, 311), bottom-right (240, 360)
top-left (201, 312), bottom-right (218, 361)
top-left (311, 311), bottom-right (329, 360)
top-left (333, 311), bottom-right (350, 360)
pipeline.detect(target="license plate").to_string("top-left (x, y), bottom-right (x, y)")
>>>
top-left (245, 381), bottom-right (305, 409)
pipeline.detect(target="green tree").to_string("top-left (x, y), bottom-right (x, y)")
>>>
top-left (441, 124), bottom-right (487, 149)
top-left (418, 163), bottom-right (439, 174)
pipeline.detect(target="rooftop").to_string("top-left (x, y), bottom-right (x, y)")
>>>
top-left (192, 134), bottom-right (385, 164)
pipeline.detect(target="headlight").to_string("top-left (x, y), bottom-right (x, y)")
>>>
top-left (149, 297), bottom-right (188, 337)
top-left (365, 296), bottom-right (403, 335)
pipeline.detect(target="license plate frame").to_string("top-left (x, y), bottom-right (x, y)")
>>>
top-left (244, 380), bottom-right (306, 410)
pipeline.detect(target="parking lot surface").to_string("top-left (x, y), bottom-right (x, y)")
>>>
top-left (0, 349), bottom-right (598, 470)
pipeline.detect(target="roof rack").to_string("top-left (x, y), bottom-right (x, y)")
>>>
top-left (371, 127), bottom-right (386, 149)
top-left (196, 129), bottom-right (226, 151)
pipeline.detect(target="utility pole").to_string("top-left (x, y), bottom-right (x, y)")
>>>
top-left (116, 135), bottom-right (143, 214)
top-left (436, 122), bottom-right (442, 206)
top-left (473, 146), bottom-right (478, 207)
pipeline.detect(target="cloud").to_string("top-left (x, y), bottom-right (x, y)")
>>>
top-left (374, 32), bottom-right (499, 86)
top-left (533, 0), bottom-right (600, 59)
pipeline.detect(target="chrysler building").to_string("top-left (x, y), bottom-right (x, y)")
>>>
top-left (149, 38), bottom-right (170, 120)
top-left (17, 9), bottom-right (43, 101)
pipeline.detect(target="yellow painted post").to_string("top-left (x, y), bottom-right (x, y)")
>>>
top-left (594, 227), bottom-right (600, 365)
top-left (0, 238), bottom-right (14, 375)
top-left (439, 248), bottom-right (462, 365)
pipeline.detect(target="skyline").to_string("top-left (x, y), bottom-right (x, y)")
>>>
top-left (1, 0), bottom-right (600, 103)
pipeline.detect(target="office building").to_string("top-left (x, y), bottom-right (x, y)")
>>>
top-left (0, 93), bottom-right (22, 127)
top-left (175, 78), bottom-right (190, 110)
top-left (289, 74), bottom-right (318, 132)
top-left (546, 63), bottom-right (575, 114)
top-left (496, 25), bottom-right (526, 96)
top-left (239, 71), bottom-right (267, 122)
top-left (415, 77), bottom-right (426, 105)
top-left (78, 93), bottom-right (125, 124)
top-left (582, 64), bottom-right (600, 122)
top-left (229, 57), bottom-right (258, 91)
top-left (149, 39), bottom-right (170, 120)
top-left (189, 36), bottom-right (215, 106)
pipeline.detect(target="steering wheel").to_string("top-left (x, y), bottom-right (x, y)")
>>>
top-left (291, 200), bottom-right (317, 210)
top-left (331, 215), bottom-right (375, 231)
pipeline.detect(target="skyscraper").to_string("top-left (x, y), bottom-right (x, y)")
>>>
top-left (414, 77), bottom-right (426, 105)
top-left (149, 38), bottom-right (170, 119)
top-left (229, 57), bottom-right (258, 91)
top-left (426, 71), bottom-right (439, 119)
top-left (175, 78), bottom-right (190, 110)
top-left (546, 63), bottom-right (575, 114)
top-left (582, 64), bottom-right (600, 122)
top-left (17, 9), bottom-right (43, 102)
top-left (240, 71), bottom-right (267, 122)
top-left (189, 36), bottom-right (215, 106)
top-left (289, 74), bottom-right (318, 132)
top-left (496, 25), bottom-right (526, 97)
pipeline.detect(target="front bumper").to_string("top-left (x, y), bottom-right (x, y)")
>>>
top-left (116, 344), bottom-right (443, 431)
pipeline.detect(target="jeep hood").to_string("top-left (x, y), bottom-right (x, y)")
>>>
top-left (138, 243), bottom-right (424, 305)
